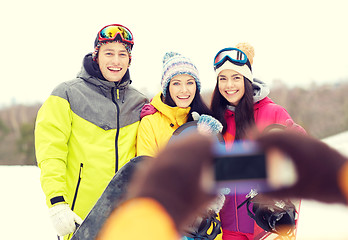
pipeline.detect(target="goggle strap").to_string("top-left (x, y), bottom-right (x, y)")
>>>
top-left (214, 57), bottom-right (251, 70)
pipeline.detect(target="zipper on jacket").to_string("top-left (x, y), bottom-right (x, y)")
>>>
top-left (71, 163), bottom-right (83, 211)
top-left (111, 87), bottom-right (120, 173)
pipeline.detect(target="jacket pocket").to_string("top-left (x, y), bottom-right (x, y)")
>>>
top-left (71, 163), bottom-right (83, 211)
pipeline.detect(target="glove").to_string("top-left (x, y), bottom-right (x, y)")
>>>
top-left (127, 133), bottom-right (216, 231)
top-left (49, 203), bottom-right (83, 236)
top-left (285, 119), bottom-right (306, 134)
top-left (193, 112), bottom-right (223, 135)
top-left (257, 131), bottom-right (348, 204)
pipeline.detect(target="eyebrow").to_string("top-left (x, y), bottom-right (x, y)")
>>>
top-left (171, 78), bottom-right (195, 82)
top-left (219, 74), bottom-right (242, 78)
top-left (101, 48), bottom-right (128, 53)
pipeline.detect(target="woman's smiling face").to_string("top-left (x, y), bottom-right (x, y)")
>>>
top-left (218, 69), bottom-right (245, 106)
top-left (169, 74), bottom-right (196, 108)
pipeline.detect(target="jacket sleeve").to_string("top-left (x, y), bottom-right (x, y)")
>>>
top-left (136, 116), bottom-right (158, 157)
top-left (35, 94), bottom-right (72, 207)
top-left (97, 198), bottom-right (180, 240)
top-left (268, 104), bottom-right (306, 134)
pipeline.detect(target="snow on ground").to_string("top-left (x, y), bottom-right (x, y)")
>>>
top-left (0, 165), bottom-right (57, 239)
top-left (1, 131), bottom-right (348, 240)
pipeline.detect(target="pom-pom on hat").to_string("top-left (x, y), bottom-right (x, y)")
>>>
top-left (235, 42), bottom-right (255, 66)
top-left (215, 42), bottom-right (254, 82)
top-left (161, 52), bottom-right (201, 97)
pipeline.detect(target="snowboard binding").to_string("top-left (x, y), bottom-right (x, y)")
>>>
top-left (238, 190), bottom-right (297, 237)
top-left (184, 212), bottom-right (222, 240)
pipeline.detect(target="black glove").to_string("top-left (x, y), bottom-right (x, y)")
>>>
top-left (127, 133), bottom-right (216, 231)
top-left (257, 131), bottom-right (347, 204)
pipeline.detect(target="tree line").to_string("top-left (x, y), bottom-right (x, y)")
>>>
top-left (1, 80), bottom-right (347, 165)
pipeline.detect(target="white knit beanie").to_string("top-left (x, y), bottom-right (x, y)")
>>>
top-left (161, 52), bottom-right (201, 97)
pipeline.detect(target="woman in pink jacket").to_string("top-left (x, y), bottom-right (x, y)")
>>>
top-left (210, 43), bottom-right (305, 240)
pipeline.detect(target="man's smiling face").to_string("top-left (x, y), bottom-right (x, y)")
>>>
top-left (97, 42), bottom-right (130, 82)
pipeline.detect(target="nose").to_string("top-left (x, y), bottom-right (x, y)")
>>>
top-left (180, 83), bottom-right (189, 93)
top-left (112, 55), bottom-right (120, 64)
top-left (226, 79), bottom-right (235, 88)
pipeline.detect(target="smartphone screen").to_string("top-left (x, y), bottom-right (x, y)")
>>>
top-left (213, 141), bottom-right (269, 194)
top-left (215, 153), bottom-right (267, 181)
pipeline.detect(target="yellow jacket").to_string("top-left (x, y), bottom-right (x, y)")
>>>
top-left (35, 66), bottom-right (147, 240)
top-left (136, 92), bottom-right (223, 240)
top-left (137, 92), bottom-right (190, 157)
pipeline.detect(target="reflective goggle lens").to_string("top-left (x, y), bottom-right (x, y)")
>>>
top-left (99, 25), bottom-right (134, 44)
top-left (214, 48), bottom-right (248, 67)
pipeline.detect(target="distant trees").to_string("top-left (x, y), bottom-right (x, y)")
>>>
top-left (0, 79), bottom-right (348, 165)
top-left (0, 104), bottom-right (40, 165)
top-left (17, 122), bottom-right (36, 165)
top-left (0, 118), bottom-right (9, 140)
top-left (270, 80), bottom-right (348, 139)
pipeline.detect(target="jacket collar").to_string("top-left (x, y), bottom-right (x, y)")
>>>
top-left (151, 92), bottom-right (190, 126)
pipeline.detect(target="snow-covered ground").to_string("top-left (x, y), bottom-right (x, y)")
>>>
top-left (1, 131), bottom-right (348, 240)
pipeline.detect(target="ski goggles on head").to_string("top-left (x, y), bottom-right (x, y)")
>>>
top-left (214, 48), bottom-right (248, 70)
top-left (97, 24), bottom-right (134, 45)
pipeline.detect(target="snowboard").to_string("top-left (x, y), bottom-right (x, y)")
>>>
top-left (71, 121), bottom-right (203, 240)
top-left (71, 155), bottom-right (149, 240)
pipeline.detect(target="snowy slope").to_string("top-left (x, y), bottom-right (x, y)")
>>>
top-left (0, 166), bottom-right (56, 239)
top-left (1, 131), bottom-right (348, 240)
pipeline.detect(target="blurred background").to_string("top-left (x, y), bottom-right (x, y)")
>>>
top-left (1, 0), bottom-right (348, 239)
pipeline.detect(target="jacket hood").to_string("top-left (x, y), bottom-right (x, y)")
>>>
top-left (253, 78), bottom-right (270, 102)
top-left (80, 53), bottom-right (131, 90)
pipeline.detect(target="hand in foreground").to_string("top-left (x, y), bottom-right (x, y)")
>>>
top-left (257, 131), bottom-right (348, 204)
top-left (49, 203), bottom-right (83, 236)
top-left (127, 133), bottom-right (216, 231)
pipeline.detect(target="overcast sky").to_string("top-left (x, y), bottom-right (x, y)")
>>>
top-left (1, 0), bottom-right (347, 106)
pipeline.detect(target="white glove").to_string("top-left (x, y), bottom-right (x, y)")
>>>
top-left (49, 203), bottom-right (83, 236)
top-left (208, 193), bottom-right (226, 214)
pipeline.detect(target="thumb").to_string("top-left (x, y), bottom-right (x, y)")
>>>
top-left (191, 111), bottom-right (200, 121)
top-left (73, 212), bottom-right (83, 225)
top-left (285, 119), bottom-right (294, 128)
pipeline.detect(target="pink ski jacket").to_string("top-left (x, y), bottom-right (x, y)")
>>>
top-left (220, 80), bottom-right (305, 237)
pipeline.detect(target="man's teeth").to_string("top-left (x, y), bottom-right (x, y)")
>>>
top-left (109, 67), bottom-right (121, 71)
top-left (226, 90), bottom-right (237, 94)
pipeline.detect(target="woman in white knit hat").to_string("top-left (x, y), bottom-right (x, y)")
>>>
top-left (210, 43), bottom-right (306, 240)
top-left (137, 51), bottom-right (224, 240)
top-left (137, 51), bottom-right (222, 157)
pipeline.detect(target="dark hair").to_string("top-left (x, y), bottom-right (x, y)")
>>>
top-left (210, 77), bottom-right (255, 140)
top-left (164, 88), bottom-right (212, 122)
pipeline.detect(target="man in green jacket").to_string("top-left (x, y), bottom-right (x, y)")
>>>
top-left (35, 24), bottom-right (148, 240)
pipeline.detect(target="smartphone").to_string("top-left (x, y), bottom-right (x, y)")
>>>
top-left (213, 140), bottom-right (270, 194)
top-left (213, 140), bottom-right (298, 195)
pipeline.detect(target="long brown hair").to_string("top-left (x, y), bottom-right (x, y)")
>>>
top-left (210, 77), bottom-right (255, 140)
